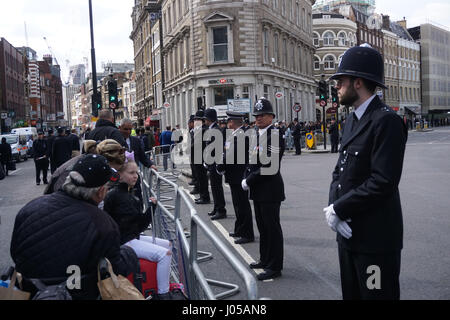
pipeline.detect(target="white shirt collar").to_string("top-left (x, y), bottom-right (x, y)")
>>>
top-left (258, 125), bottom-right (271, 136)
top-left (209, 122), bottom-right (216, 130)
top-left (354, 95), bottom-right (376, 120)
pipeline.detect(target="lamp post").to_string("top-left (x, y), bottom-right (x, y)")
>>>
top-left (88, 0), bottom-right (99, 117)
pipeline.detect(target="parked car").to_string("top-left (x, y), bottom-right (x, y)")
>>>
top-left (0, 134), bottom-right (28, 162)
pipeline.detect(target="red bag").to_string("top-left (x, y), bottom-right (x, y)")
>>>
top-left (127, 259), bottom-right (158, 298)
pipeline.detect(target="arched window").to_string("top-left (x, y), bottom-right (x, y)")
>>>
top-left (314, 56), bottom-right (320, 70)
top-left (324, 55), bottom-right (335, 69)
top-left (313, 32), bottom-right (319, 47)
top-left (338, 32), bottom-right (347, 46)
top-left (323, 31), bottom-right (334, 46)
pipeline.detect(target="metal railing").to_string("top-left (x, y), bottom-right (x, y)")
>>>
top-left (139, 160), bottom-right (258, 300)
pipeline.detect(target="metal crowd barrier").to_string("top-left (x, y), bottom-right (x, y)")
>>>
top-left (138, 164), bottom-right (258, 300)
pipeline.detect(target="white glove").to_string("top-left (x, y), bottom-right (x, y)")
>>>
top-left (323, 205), bottom-right (339, 231)
top-left (203, 163), bottom-right (208, 169)
top-left (336, 220), bottom-right (352, 239)
top-left (216, 168), bottom-right (225, 176)
top-left (241, 179), bottom-right (249, 191)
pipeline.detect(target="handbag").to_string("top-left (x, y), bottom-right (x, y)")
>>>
top-left (97, 258), bottom-right (145, 300)
top-left (0, 270), bottom-right (31, 300)
top-left (29, 278), bottom-right (72, 300)
top-left (6, 161), bottom-right (16, 171)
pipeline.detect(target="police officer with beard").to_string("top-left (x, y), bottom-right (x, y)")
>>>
top-left (324, 45), bottom-right (408, 300)
top-left (242, 98), bottom-right (285, 281)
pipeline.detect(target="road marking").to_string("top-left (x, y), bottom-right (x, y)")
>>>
top-left (179, 186), bottom-right (196, 201)
top-left (7, 168), bottom-right (22, 175)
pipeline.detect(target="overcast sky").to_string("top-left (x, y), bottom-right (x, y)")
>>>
top-left (1, 0), bottom-right (449, 83)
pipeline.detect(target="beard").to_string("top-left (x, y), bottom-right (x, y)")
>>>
top-left (339, 84), bottom-right (359, 106)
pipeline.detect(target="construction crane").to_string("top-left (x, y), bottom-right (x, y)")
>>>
top-left (43, 36), bottom-right (60, 66)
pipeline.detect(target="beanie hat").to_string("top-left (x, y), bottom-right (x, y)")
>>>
top-left (71, 154), bottom-right (118, 188)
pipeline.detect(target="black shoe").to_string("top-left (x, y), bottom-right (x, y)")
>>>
top-left (43, 181), bottom-right (48, 185)
top-left (211, 212), bottom-right (226, 220)
top-left (249, 261), bottom-right (266, 269)
top-left (257, 269), bottom-right (282, 281)
top-left (229, 232), bottom-right (240, 237)
top-left (208, 210), bottom-right (216, 216)
top-left (36, 182), bottom-right (40, 185)
top-left (195, 198), bottom-right (210, 204)
top-left (190, 189), bottom-right (200, 195)
top-left (188, 181), bottom-right (197, 186)
top-left (154, 292), bottom-right (172, 300)
top-left (234, 237), bottom-right (254, 244)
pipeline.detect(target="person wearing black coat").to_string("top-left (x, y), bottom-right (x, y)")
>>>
top-left (242, 98), bottom-right (285, 281)
top-left (86, 110), bottom-right (127, 148)
top-left (10, 154), bottom-right (138, 300)
top-left (32, 131), bottom-right (49, 185)
top-left (329, 119), bottom-right (340, 153)
top-left (325, 45), bottom-right (408, 300)
top-left (217, 111), bottom-right (254, 244)
top-left (0, 137), bottom-right (12, 176)
top-left (292, 118), bottom-right (302, 155)
top-left (46, 129), bottom-right (56, 173)
top-left (51, 128), bottom-right (72, 172)
top-left (103, 160), bottom-right (173, 298)
top-left (66, 129), bottom-right (81, 157)
top-left (192, 110), bottom-right (210, 204)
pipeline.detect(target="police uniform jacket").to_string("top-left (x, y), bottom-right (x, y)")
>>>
top-left (244, 125), bottom-right (285, 203)
top-left (328, 96), bottom-right (407, 254)
top-left (204, 122), bottom-right (225, 171)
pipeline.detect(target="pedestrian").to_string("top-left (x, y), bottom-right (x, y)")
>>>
top-left (325, 45), bottom-right (408, 300)
top-left (203, 108), bottom-right (227, 220)
top-left (86, 109), bottom-right (127, 148)
top-left (217, 111), bottom-right (254, 244)
top-left (66, 128), bottom-right (81, 158)
top-left (145, 126), bottom-right (156, 151)
top-left (0, 137), bottom-right (12, 176)
top-left (192, 110), bottom-right (210, 204)
top-left (292, 118), bottom-right (302, 155)
top-left (242, 98), bottom-right (285, 281)
top-left (51, 128), bottom-right (72, 172)
top-left (10, 154), bottom-right (138, 300)
top-left (26, 135), bottom-right (34, 158)
top-left (160, 126), bottom-right (173, 171)
top-left (46, 129), bottom-right (56, 173)
top-left (187, 115), bottom-right (199, 193)
top-left (32, 131), bottom-right (49, 185)
top-left (329, 119), bottom-right (339, 153)
top-left (103, 159), bottom-right (173, 300)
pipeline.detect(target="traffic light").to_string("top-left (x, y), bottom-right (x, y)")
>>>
top-left (92, 92), bottom-right (102, 117)
top-left (108, 79), bottom-right (118, 107)
top-left (319, 79), bottom-right (328, 105)
top-left (331, 86), bottom-right (339, 105)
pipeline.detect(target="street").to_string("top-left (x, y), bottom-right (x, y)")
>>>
top-left (1, 127), bottom-right (449, 299)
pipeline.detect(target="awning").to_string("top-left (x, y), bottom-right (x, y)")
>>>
top-left (404, 107), bottom-right (417, 115)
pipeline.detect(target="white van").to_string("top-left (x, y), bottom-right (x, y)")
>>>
top-left (0, 134), bottom-right (28, 162)
top-left (11, 127), bottom-right (38, 140)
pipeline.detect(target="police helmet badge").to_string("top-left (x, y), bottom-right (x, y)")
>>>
top-left (255, 100), bottom-right (263, 111)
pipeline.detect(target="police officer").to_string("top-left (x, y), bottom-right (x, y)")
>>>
top-left (324, 45), bottom-right (408, 300)
top-left (192, 110), bottom-right (210, 205)
top-left (203, 108), bottom-right (226, 220)
top-left (188, 115), bottom-right (199, 193)
top-left (217, 111), bottom-right (254, 244)
top-left (242, 98), bottom-right (285, 281)
top-left (33, 131), bottom-right (49, 185)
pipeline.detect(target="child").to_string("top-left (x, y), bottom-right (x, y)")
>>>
top-left (103, 156), bottom-right (172, 299)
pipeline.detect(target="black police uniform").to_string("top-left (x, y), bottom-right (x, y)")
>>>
top-left (244, 99), bottom-right (285, 279)
top-left (329, 122), bottom-right (339, 153)
top-left (192, 110), bottom-right (210, 204)
top-left (203, 108), bottom-right (226, 219)
top-left (292, 121), bottom-right (302, 155)
top-left (328, 45), bottom-right (408, 300)
top-left (217, 112), bottom-right (254, 242)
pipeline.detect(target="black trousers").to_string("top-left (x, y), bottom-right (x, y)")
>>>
top-left (294, 136), bottom-right (301, 155)
top-left (230, 184), bottom-right (254, 239)
top-left (34, 159), bottom-right (49, 183)
top-left (209, 168), bottom-right (226, 214)
top-left (190, 162), bottom-right (198, 186)
top-left (253, 201), bottom-right (283, 271)
top-left (331, 139), bottom-right (339, 153)
top-left (338, 245), bottom-right (401, 300)
top-left (194, 164), bottom-right (209, 200)
top-left (1, 161), bottom-right (8, 176)
top-left (50, 159), bottom-right (57, 174)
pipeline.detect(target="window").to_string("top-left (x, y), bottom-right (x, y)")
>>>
top-left (263, 29), bottom-right (269, 63)
top-left (296, 3), bottom-right (300, 26)
top-left (338, 32), bottom-right (346, 46)
top-left (313, 33), bottom-right (319, 47)
top-left (242, 86), bottom-right (250, 99)
top-left (212, 26), bottom-right (228, 62)
top-left (214, 86), bottom-right (234, 105)
top-left (282, 0), bottom-right (286, 16)
top-left (291, 43), bottom-right (296, 72)
top-left (274, 33), bottom-right (279, 65)
top-left (283, 38), bottom-right (288, 68)
top-left (323, 32), bottom-right (334, 46)
top-left (264, 85), bottom-right (269, 99)
top-left (314, 56), bottom-right (320, 70)
top-left (324, 55), bottom-right (335, 69)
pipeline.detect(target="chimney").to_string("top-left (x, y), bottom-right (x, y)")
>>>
top-left (382, 15), bottom-right (391, 31)
top-left (397, 17), bottom-right (407, 29)
top-left (43, 54), bottom-right (53, 66)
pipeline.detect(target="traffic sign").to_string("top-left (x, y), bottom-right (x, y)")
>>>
top-left (109, 102), bottom-right (117, 109)
top-left (333, 102), bottom-right (338, 108)
top-left (163, 102), bottom-right (171, 108)
top-left (320, 100), bottom-right (327, 107)
top-left (275, 92), bottom-right (284, 100)
top-left (293, 104), bottom-right (302, 113)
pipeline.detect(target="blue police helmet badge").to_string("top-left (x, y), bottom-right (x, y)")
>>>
top-left (255, 100), bottom-right (263, 111)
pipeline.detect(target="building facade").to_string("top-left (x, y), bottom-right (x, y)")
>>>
top-left (312, 11), bottom-right (357, 120)
top-left (158, 0), bottom-right (316, 130)
top-left (409, 23), bottom-right (450, 121)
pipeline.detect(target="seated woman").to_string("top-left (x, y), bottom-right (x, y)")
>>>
top-left (103, 154), bottom-right (172, 299)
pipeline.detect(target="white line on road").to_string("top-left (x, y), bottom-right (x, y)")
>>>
top-left (7, 168), bottom-right (22, 175)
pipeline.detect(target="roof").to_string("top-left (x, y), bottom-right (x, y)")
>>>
top-left (390, 22), bottom-right (413, 40)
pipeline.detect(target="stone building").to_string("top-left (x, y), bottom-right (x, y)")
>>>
top-left (159, 0), bottom-right (317, 129)
top-left (312, 11), bottom-right (357, 120)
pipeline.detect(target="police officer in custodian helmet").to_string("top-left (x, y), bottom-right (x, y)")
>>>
top-left (324, 45), bottom-right (408, 299)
